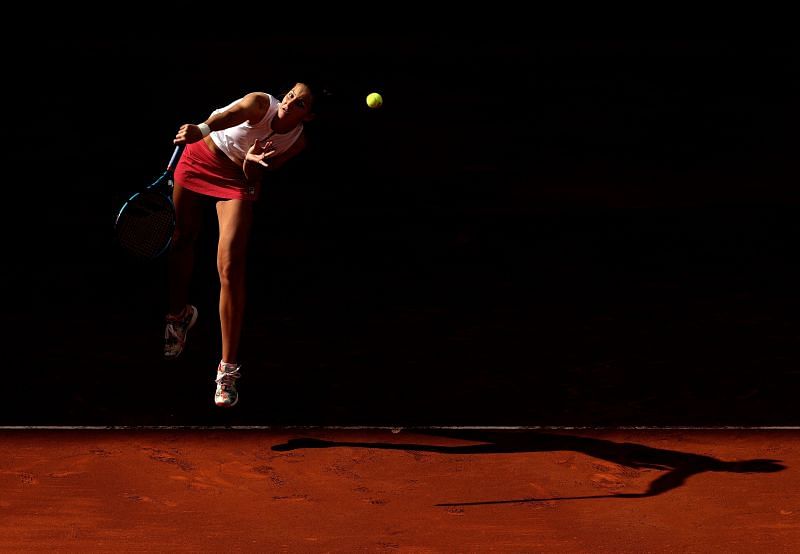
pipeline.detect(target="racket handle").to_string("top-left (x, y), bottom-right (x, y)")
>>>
top-left (166, 145), bottom-right (185, 173)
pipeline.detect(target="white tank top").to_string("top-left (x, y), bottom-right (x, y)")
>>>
top-left (208, 94), bottom-right (303, 165)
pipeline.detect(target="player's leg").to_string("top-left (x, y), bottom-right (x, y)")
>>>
top-left (163, 183), bottom-right (205, 359)
top-left (213, 198), bottom-right (254, 406)
top-left (168, 183), bottom-right (206, 314)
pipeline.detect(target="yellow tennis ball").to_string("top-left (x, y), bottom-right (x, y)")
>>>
top-left (366, 92), bottom-right (383, 109)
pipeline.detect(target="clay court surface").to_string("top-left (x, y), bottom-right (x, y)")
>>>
top-left (2, 428), bottom-right (798, 552)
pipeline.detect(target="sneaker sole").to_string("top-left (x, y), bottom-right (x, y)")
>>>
top-left (215, 396), bottom-right (239, 408)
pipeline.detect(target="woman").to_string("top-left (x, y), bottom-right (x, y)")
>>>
top-left (164, 82), bottom-right (320, 408)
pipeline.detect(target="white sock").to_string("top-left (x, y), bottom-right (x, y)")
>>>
top-left (219, 361), bottom-right (240, 372)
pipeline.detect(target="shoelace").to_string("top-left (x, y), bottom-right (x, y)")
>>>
top-left (165, 322), bottom-right (188, 345)
top-left (164, 312), bottom-right (190, 342)
top-left (216, 368), bottom-right (241, 390)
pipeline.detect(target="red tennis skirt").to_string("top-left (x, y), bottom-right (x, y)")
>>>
top-left (174, 139), bottom-right (259, 200)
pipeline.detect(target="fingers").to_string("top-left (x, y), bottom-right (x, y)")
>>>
top-left (258, 148), bottom-right (278, 167)
top-left (174, 123), bottom-right (190, 144)
top-left (244, 138), bottom-right (277, 169)
top-left (253, 139), bottom-right (274, 152)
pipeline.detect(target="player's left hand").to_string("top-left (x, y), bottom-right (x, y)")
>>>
top-left (245, 138), bottom-right (276, 167)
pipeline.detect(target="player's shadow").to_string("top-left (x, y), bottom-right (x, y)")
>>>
top-left (271, 430), bottom-right (786, 505)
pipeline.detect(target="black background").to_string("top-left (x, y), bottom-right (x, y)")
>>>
top-left (2, 39), bottom-right (799, 426)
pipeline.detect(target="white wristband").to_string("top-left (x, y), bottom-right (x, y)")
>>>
top-left (198, 123), bottom-right (211, 137)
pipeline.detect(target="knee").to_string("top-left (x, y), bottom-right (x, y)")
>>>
top-left (217, 256), bottom-right (246, 285)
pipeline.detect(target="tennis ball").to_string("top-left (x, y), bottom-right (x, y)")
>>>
top-left (366, 92), bottom-right (383, 109)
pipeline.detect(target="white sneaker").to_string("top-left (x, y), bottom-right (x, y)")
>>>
top-left (215, 361), bottom-right (241, 408)
top-left (163, 305), bottom-right (198, 359)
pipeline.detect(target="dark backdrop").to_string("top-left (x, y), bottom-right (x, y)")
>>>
top-left (2, 39), bottom-right (799, 426)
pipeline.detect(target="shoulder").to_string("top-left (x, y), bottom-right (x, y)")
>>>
top-left (241, 92), bottom-right (271, 110)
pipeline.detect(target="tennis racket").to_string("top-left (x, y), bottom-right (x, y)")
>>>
top-left (114, 145), bottom-right (184, 260)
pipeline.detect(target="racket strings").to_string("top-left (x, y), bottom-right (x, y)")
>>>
top-left (116, 192), bottom-right (175, 259)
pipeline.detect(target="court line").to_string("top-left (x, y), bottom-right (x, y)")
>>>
top-left (1, 426), bottom-right (799, 430)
